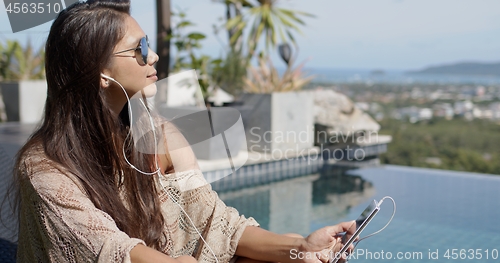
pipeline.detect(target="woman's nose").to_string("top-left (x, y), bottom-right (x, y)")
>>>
top-left (148, 47), bottom-right (159, 66)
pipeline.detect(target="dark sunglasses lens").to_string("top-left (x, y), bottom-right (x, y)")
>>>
top-left (137, 37), bottom-right (148, 65)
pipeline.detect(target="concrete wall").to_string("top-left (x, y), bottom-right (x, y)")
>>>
top-left (0, 80), bottom-right (47, 123)
top-left (240, 91), bottom-right (315, 153)
top-left (271, 91), bottom-right (314, 153)
top-left (239, 93), bottom-right (273, 152)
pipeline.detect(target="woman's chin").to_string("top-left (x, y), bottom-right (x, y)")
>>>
top-left (142, 83), bottom-right (158, 98)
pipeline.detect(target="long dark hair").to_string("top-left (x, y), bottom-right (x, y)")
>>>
top-left (13, 0), bottom-right (165, 249)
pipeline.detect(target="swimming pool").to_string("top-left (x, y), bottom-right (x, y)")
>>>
top-left (218, 164), bottom-right (500, 262)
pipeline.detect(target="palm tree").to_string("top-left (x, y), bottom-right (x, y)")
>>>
top-left (12, 40), bottom-right (45, 80)
top-left (155, 0), bottom-right (171, 104)
top-left (0, 39), bottom-right (44, 81)
top-left (156, 0), bottom-right (171, 80)
top-left (225, 0), bottom-right (313, 61)
top-left (0, 39), bottom-right (44, 122)
top-left (0, 40), bottom-right (20, 81)
top-left (214, 0), bottom-right (252, 53)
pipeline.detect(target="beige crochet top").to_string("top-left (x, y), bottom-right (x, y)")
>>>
top-left (16, 146), bottom-right (258, 263)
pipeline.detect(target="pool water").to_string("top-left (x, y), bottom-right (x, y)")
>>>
top-left (218, 164), bottom-right (500, 262)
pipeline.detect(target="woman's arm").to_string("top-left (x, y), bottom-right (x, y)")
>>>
top-left (236, 222), bottom-right (355, 263)
top-left (130, 245), bottom-right (197, 263)
top-left (235, 226), bottom-right (303, 263)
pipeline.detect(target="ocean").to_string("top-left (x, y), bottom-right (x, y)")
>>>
top-left (305, 68), bottom-right (500, 86)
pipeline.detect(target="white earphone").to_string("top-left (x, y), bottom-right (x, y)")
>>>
top-left (100, 73), bottom-right (113, 80)
top-left (100, 73), bottom-right (114, 84)
top-left (101, 73), bottom-right (161, 176)
top-left (100, 73), bottom-right (220, 263)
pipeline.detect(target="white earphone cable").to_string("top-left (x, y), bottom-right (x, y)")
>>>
top-left (101, 74), bottom-right (220, 263)
top-left (351, 196), bottom-right (396, 251)
top-left (101, 74), bottom-right (160, 175)
top-left (160, 182), bottom-right (221, 263)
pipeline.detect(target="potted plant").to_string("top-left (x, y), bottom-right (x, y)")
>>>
top-left (0, 39), bottom-right (46, 123)
top-left (238, 48), bottom-right (315, 155)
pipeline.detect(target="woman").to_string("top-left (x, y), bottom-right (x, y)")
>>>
top-left (14, 0), bottom-right (354, 262)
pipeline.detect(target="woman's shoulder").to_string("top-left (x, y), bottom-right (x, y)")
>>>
top-left (159, 168), bottom-right (208, 193)
top-left (18, 143), bottom-right (84, 193)
top-left (19, 144), bottom-right (59, 174)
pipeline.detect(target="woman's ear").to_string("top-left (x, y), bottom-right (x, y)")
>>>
top-left (100, 77), bottom-right (109, 89)
top-left (100, 71), bottom-right (112, 89)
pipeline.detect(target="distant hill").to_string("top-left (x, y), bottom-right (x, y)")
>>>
top-left (407, 62), bottom-right (500, 76)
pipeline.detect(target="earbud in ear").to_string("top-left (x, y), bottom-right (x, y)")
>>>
top-left (100, 73), bottom-right (114, 87)
top-left (100, 73), bottom-right (125, 92)
top-left (101, 73), bottom-right (113, 81)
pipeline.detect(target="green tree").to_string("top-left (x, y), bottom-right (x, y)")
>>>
top-left (380, 118), bottom-right (500, 175)
top-left (210, 50), bottom-right (248, 96)
top-left (0, 39), bottom-right (44, 81)
top-left (0, 40), bottom-right (19, 81)
top-left (168, 10), bottom-right (214, 97)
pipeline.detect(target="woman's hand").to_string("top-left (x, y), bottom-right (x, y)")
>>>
top-left (236, 222), bottom-right (355, 263)
top-left (300, 221), bottom-right (356, 263)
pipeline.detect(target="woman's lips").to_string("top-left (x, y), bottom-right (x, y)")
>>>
top-left (147, 72), bottom-right (158, 80)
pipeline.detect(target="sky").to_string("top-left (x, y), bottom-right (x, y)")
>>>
top-left (1, 0), bottom-right (500, 71)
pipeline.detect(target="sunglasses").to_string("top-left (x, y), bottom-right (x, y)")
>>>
top-left (113, 36), bottom-right (149, 65)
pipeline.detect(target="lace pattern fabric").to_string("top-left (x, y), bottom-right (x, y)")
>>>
top-left (16, 150), bottom-right (258, 263)
top-left (157, 169), bottom-right (258, 263)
